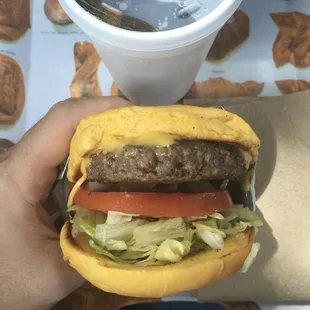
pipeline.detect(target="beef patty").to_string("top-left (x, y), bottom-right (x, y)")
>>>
top-left (87, 140), bottom-right (248, 184)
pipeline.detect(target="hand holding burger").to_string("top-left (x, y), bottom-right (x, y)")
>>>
top-left (0, 97), bottom-right (156, 310)
top-left (61, 104), bottom-right (263, 298)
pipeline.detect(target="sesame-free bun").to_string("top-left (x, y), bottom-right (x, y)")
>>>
top-left (60, 222), bottom-right (254, 298)
top-left (67, 105), bottom-right (260, 183)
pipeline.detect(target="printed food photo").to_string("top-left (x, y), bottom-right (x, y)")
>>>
top-left (207, 10), bottom-right (250, 61)
top-left (0, 0), bottom-right (30, 41)
top-left (70, 42), bottom-right (102, 98)
top-left (185, 78), bottom-right (264, 99)
top-left (44, 0), bottom-right (73, 25)
top-left (111, 78), bottom-right (265, 100)
top-left (271, 12), bottom-right (310, 68)
top-left (60, 105), bottom-right (263, 298)
top-left (0, 54), bottom-right (25, 125)
top-left (275, 79), bottom-right (310, 95)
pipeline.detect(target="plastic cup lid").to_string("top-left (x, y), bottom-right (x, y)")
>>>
top-left (61, 0), bottom-right (242, 51)
top-left (85, 0), bottom-right (226, 31)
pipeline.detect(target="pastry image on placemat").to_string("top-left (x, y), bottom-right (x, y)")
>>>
top-left (0, 0), bottom-right (30, 41)
top-left (70, 42), bottom-right (102, 98)
top-left (0, 54), bottom-right (25, 125)
top-left (185, 78), bottom-right (264, 99)
top-left (44, 0), bottom-right (73, 25)
top-left (271, 12), bottom-right (310, 68)
top-left (207, 10), bottom-right (250, 61)
top-left (275, 80), bottom-right (310, 95)
top-left (111, 78), bottom-right (263, 100)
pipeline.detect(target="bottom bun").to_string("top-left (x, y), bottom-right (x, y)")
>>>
top-left (60, 221), bottom-right (254, 298)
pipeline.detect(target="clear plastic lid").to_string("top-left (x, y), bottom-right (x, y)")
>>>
top-left (76, 0), bottom-right (225, 31)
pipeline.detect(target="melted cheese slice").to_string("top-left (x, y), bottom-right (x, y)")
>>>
top-left (92, 132), bottom-right (178, 155)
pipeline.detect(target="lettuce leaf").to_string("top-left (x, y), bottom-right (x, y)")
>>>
top-left (193, 222), bottom-right (226, 250)
top-left (197, 218), bottom-right (218, 229)
top-left (88, 239), bottom-right (125, 262)
top-left (133, 218), bottom-right (187, 246)
top-left (70, 205), bottom-right (105, 238)
top-left (95, 219), bottom-right (147, 244)
top-left (193, 222), bottom-right (226, 238)
top-left (196, 229), bottom-right (225, 250)
top-left (222, 221), bottom-right (253, 235)
top-left (240, 242), bottom-right (261, 273)
top-left (71, 204), bottom-right (263, 266)
top-left (104, 240), bottom-right (128, 251)
top-left (184, 228), bottom-right (195, 242)
top-left (222, 206), bottom-right (263, 227)
top-left (185, 215), bottom-right (209, 222)
top-left (105, 211), bottom-right (138, 225)
top-left (208, 213), bottom-right (225, 220)
top-left (72, 216), bottom-right (96, 238)
top-left (155, 239), bottom-right (191, 263)
top-left (120, 245), bottom-right (157, 261)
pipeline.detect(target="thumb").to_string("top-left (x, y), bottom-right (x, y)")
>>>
top-left (8, 97), bottom-right (130, 206)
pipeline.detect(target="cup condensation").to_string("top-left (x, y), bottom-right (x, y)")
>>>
top-left (60, 0), bottom-right (242, 105)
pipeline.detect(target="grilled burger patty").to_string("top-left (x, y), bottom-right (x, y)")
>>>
top-left (87, 140), bottom-right (248, 184)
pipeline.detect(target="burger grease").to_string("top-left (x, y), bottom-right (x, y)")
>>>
top-left (60, 105), bottom-right (262, 298)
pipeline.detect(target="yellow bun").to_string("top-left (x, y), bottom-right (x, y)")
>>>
top-left (68, 105), bottom-right (260, 182)
top-left (60, 222), bottom-right (254, 298)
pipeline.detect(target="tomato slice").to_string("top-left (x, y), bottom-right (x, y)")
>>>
top-left (73, 186), bottom-right (233, 218)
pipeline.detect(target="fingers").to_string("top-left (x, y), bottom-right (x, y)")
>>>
top-left (8, 97), bottom-right (131, 205)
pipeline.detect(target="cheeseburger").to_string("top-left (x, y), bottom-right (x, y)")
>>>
top-left (60, 105), bottom-right (263, 298)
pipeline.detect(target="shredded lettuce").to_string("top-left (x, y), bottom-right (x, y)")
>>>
top-left (119, 245), bottom-right (157, 260)
top-left (95, 219), bottom-right (147, 244)
top-left (222, 206), bottom-right (263, 227)
top-left (184, 228), bottom-right (195, 242)
top-left (185, 213), bottom-right (223, 222)
top-left (121, 245), bottom-right (160, 265)
top-left (193, 222), bottom-right (226, 238)
top-left (220, 180), bottom-right (229, 190)
top-left (155, 239), bottom-right (191, 263)
top-left (198, 218), bottom-right (218, 229)
top-left (222, 221), bottom-right (253, 235)
top-left (196, 230), bottom-right (224, 250)
top-left (209, 213), bottom-right (225, 220)
top-left (133, 218), bottom-right (187, 246)
top-left (193, 222), bottom-right (226, 250)
top-left (89, 239), bottom-right (125, 262)
top-left (185, 215), bottom-right (209, 222)
top-left (104, 240), bottom-right (128, 251)
top-left (72, 216), bottom-right (96, 238)
top-left (71, 205), bottom-right (263, 266)
top-left (70, 205), bottom-right (104, 238)
top-left (105, 211), bottom-right (138, 225)
top-left (240, 242), bottom-right (261, 273)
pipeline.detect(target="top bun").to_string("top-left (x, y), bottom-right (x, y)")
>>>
top-left (68, 105), bottom-right (260, 183)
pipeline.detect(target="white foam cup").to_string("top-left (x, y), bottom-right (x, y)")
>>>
top-left (60, 0), bottom-right (242, 105)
